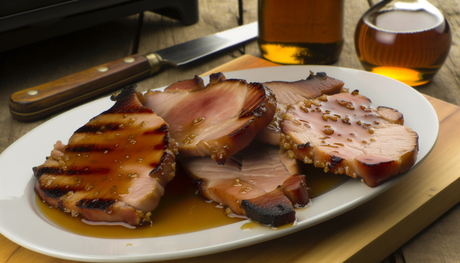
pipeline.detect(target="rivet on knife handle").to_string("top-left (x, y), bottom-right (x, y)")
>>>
top-left (9, 54), bottom-right (153, 122)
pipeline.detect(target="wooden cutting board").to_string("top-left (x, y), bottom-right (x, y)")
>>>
top-left (2, 55), bottom-right (460, 263)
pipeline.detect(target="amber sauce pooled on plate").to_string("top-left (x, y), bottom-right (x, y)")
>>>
top-left (37, 163), bottom-right (348, 237)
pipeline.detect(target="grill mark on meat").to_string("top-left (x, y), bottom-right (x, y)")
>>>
top-left (43, 188), bottom-right (68, 199)
top-left (76, 199), bottom-right (116, 212)
top-left (143, 124), bottom-right (168, 135)
top-left (65, 167), bottom-right (111, 175)
top-left (67, 145), bottom-right (113, 153)
top-left (75, 123), bottom-right (121, 133)
top-left (33, 166), bottom-right (63, 178)
top-left (75, 121), bottom-right (167, 137)
top-left (34, 85), bottom-right (176, 226)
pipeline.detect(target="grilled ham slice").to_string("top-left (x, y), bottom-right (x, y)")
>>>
top-left (181, 142), bottom-right (310, 227)
top-left (257, 72), bottom-right (344, 145)
top-left (281, 90), bottom-right (418, 187)
top-left (143, 73), bottom-right (277, 164)
top-left (33, 85), bottom-right (176, 226)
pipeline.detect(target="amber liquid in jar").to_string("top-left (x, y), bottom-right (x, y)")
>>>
top-left (355, 5), bottom-right (451, 86)
top-left (258, 0), bottom-right (344, 65)
top-left (36, 164), bottom-right (348, 238)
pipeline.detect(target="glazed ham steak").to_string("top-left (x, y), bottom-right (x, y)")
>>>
top-left (257, 72), bottom-right (345, 145)
top-left (281, 90), bottom-right (419, 187)
top-left (143, 72), bottom-right (276, 165)
top-left (180, 142), bottom-right (310, 227)
top-left (33, 85), bottom-right (176, 226)
top-left (32, 71), bottom-right (420, 229)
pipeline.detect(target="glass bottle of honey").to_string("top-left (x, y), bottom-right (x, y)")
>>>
top-left (354, 0), bottom-right (452, 86)
top-left (258, 0), bottom-right (344, 65)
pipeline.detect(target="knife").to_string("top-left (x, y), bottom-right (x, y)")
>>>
top-left (9, 22), bottom-right (258, 122)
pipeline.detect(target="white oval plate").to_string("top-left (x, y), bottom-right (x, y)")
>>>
top-left (0, 66), bottom-right (438, 262)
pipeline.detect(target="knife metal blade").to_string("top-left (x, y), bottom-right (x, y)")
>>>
top-left (9, 22), bottom-right (258, 122)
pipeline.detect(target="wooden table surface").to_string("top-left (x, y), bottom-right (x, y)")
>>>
top-left (1, 0), bottom-right (459, 262)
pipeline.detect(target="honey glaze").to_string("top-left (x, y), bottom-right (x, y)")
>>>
top-left (36, 165), bottom-right (242, 239)
top-left (302, 163), bottom-right (349, 198)
top-left (295, 92), bottom-right (380, 148)
top-left (37, 162), bottom-right (349, 237)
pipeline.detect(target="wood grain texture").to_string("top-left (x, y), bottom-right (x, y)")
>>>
top-left (200, 54), bottom-right (278, 76)
top-left (408, 0), bottom-right (460, 107)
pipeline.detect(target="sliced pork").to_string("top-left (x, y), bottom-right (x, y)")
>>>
top-left (257, 71), bottom-right (345, 145)
top-left (34, 85), bottom-right (176, 226)
top-left (144, 73), bottom-right (277, 165)
top-left (281, 90), bottom-right (419, 187)
top-left (181, 142), bottom-right (310, 227)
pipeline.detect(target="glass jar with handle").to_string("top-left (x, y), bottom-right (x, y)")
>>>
top-left (354, 0), bottom-right (452, 86)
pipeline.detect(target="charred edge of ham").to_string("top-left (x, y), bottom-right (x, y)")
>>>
top-left (241, 187), bottom-right (296, 227)
top-left (329, 156), bottom-right (344, 170)
top-left (108, 84), bottom-right (152, 114)
top-left (281, 174), bottom-right (310, 207)
top-left (307, 71), bottom-right (327, 80)
top-left (209, 72), bottom-right (227, 85)
top-left (227, 83), bottom-right (277, 140)
top-left (182, 142), bottom-right (310, 227)
top-left (239, 83), bottom-right (275, 119)
top-left (150, 150), bottom-right (174, 175)
top-left (241, 174), bottom-right (309, 227)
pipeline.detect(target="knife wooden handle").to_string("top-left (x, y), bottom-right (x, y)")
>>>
top-left (9, 54), bottom-right (153, 122)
